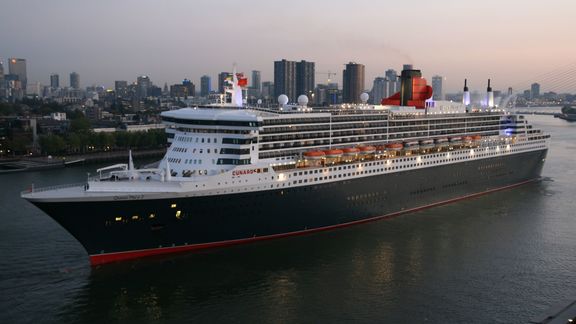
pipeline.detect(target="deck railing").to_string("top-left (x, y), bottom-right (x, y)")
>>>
top-left (21, 182), bottom-right (85, 195)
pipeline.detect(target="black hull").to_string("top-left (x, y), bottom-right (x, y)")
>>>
top-left (32, 149), bottom-right (547, 264)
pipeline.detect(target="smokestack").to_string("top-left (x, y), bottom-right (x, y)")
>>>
top-left (462, 79), bottom-right (470, 106)
top-left (400, 66), bottom-right (421, 106)
top-left (486, 79), bottom-right (494, 107)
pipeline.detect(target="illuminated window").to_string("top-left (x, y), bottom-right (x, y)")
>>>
top-left (171, 203), bottom-right (177, 208)
top-left (132, 215), bottom-right (139, 220)
top-left (149, 213), bottom-right (156, 219)
top-left (115, 217), bottom-right (122, 222)
top-left (175, 210), bottom-right (182, 219)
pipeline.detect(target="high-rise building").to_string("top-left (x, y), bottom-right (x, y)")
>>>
top-left (170, 79), bottom-right (195, 98)
top-left (342, 62), bottom-right (365, 103)
top-left (251, 70), bottom-right (261, 95)
top-left (200, 75), bottom-right (211, 97)
top-left (296, 60), bottom-right (315, 99)
top-left (115, 81), bottom-right (128, 97)
top-left (432, 75), bottom-right (443, 100)
top-left (385, 69), bottom-right (398, 97)
top-left (50, 74), bottom-right (59, 89)
top-left (507, 87), bottom-right (513, 96)
top-left (261, 81), bottom-right (274, 100)
top-left (70, 72), bottom-right (80, 89)
top-left (0, 59), bottom-right (5, 98)
top-left (8, 58), bottom-right (27, 93)
top-left (274, 59), bottom-right (296, 102)
top-left (136, 75), bottom-right (151, 98)
top-left (530, 83), bottom-right (540, 99)
top-left (218, 72), bottom-right (230, 94)
top-left (371, 77), bottom-right (386, 105)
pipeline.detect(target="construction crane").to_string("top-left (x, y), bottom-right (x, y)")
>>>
top-left (316, 71), bottom-right (337, 84)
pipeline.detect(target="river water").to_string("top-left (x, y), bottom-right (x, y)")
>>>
top-left (0, 114), bottom-right (575, 324)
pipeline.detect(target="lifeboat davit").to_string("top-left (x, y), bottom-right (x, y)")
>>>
top-left (303, 151), bottom-right (326, 160)
top-left (323, 149), bottom-right (344, 158)
top-left (386, 143), bottom-right (403, 151)
top-left (342, 147), bottom-right (360, 156)
top-left (358, 145), bottom-right (376, 154)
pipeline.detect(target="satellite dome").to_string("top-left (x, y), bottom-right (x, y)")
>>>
top-left (297, 95), bottom-right (309, 106)
top-left (278, 94), bottom-right (289, 105)
top-left (257, 99), bottom-right (262, 105)
top-left (360, 92), bottom-right (369, 103)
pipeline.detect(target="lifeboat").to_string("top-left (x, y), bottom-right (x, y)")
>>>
top-left (404, 141), bottom-right (420, 150)
top-left (358, 145), bottom-right (376, 154)
top-left (463, 136), bottom-right (473, 144)
top-left (435, 138), bottom-right (448, 146)
top-left (386, 143), bottom-right (403, 151)
top-left (419, 139), bottom-right (435, 149)
top-left (303, 151), bottom-right (326, 160)
top-left (449, 136), bottom-right (462, 143)
top-left (323, 149), bottom-right (344, 158)
top-left (342, 147), bottom-right (360, 156)
top-left (472, 135), bottom-right (482, 141)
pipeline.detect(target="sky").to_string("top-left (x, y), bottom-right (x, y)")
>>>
top-left (2, 0), bottom-right (576, 93)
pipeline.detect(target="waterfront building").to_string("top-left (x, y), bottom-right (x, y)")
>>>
top-left (8, 58), bottom-right (27, 93)
top-left (342, 62), bottom-right (365, 103)
top-left (432, 75), bottom-right (444, 100)
top-left (200, 75), bottom-right (211, 97)
top-left (170, 79), bottom-right (195, 98)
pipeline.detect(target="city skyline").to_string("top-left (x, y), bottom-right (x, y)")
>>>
top-left (2, 0), bottom-right (576, 93)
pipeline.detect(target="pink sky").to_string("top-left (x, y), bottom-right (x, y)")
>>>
top-left (2, 0), bottom-right (575, 93)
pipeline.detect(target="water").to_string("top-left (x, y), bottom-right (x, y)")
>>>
top-left (1, 115), bottom-right (575, 324)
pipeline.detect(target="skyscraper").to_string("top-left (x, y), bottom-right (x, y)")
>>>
top-left (530, 83), bottom-right (540, 99)
top-left (342, 62), bottom-right (365, 103)
top-left (136, 75), bottom-right (151, 98)
top-left (432, 75), bottom-right (443, 100)
top-left (251, 70), bottom-right (261, 95)
top-left (115, 80), bottom-right (129, 98)
top-left (50, 73), bottom-right (59, 89)
top-left (200, 75), bottom-right (211, 97)
top-left (70, 72), bottom-right (80, 89)
top-left (0, 59), bottom-right (5, 98)
top-left (218, 72), bottom-right (229, 94)
top-left (296, 60), bottom-right (315, 99)
top-left (371, 77), bottom-right (386, 105)
top-left (8, 58), bottom-right (27, 93)
top-left (385, 69), bottom-right (398, 97)
top-left (274, 59), bottom-right (296, 102)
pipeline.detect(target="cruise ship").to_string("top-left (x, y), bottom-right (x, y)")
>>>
top-left (22, 67), bottom-right (550, 265)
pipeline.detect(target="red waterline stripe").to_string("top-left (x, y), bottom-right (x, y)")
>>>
top-left (90, 178), bottom-right (539, 266)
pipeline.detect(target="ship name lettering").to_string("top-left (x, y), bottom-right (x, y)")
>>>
top-left (113, 194), bottom-right (144, 200)
top-left (232, 168), bottom-right (261, 176)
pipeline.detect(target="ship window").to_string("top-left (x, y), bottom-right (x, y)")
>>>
top-left (132, 215), bottom-right (139, 220)
top-left (202, 138), bottom-right (205, 143)
top-left (175, 210), bottom-right (182, 219)
top-left (149, 213), bottom-right (155, 219)
top-left (115, 217), bottom-right (122, 222)
top-left (171, 204), bottom-right (177, 208)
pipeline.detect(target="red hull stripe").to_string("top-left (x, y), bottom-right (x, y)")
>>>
top-left (90, 179), bottom-right (538, 266)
